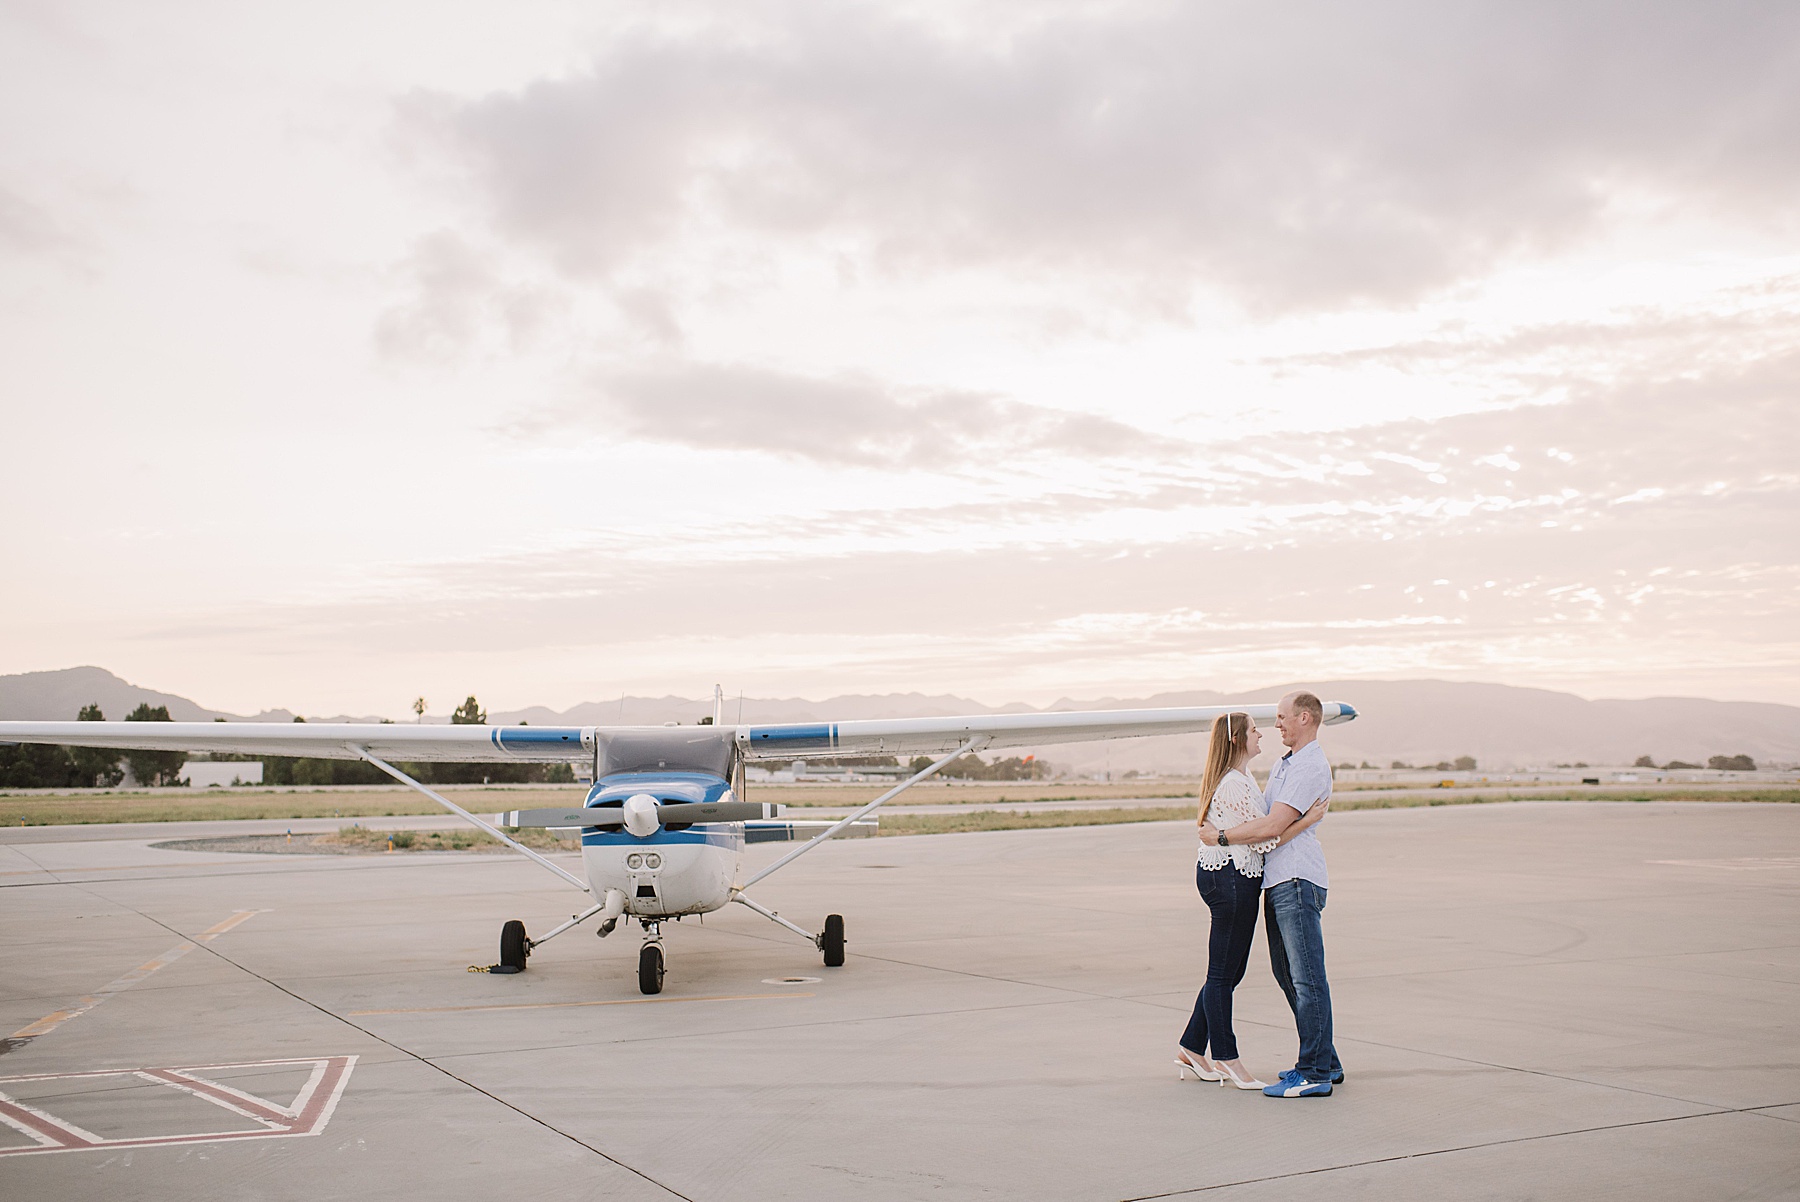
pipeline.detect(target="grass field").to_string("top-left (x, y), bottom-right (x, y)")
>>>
top-left (758, 782), bottom-right (1200, 806)
top-left (2, 784), bottom-right (1795, 829)
top-left (1323, 787), bottom-right (1800, 809)
top-left (0, 788), bottom-right (580, 827)
top-left (874, 789), bottom-right (1800, 836)
top-left (110, 787), bottom-right (1800, 852)
top-left (875, 807), bottom-right (1196, 835)
top-left (0, 781), bottom-right (1187, 825)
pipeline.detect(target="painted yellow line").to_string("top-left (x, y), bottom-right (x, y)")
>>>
top-left (349, 991), bottom-right (814, 1017)
top-left (198, 909), bottom-right (269, 941)
top-left (7, 910), bottom-right (267, 1042)
top-left (9, 1007), bottom-right (89, 1040)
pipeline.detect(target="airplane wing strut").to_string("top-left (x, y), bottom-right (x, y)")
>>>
top-left (354, 747), bottom-right (590, 894)
top-left (735, 734), bottom-right (986, 892)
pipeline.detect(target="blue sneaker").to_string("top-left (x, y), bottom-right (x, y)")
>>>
top-left (1330, 1069), bottom-right (1345, 1085)
top-left (1264, 1070), bottom-right (1332, 1097)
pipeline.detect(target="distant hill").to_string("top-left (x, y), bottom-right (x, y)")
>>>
top-left (0, 666), bottom-right (237, 723)
top-left (1025, 681), bottom-right (1800, 774)
top-left (0, 666), bottom-right (345, 725)
top-left (2, 668), bottom-right (1794, 770)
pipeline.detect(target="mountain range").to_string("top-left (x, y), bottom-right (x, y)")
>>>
top-left (1, 667), bottom-right (1794, 771)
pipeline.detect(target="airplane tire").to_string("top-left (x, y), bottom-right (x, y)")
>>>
top-left (821, 914), bottom-right (846, 967)
top-left (638, 943), bottom-right (665, 995)
top-left (499, 920), bottom-right (529, 973)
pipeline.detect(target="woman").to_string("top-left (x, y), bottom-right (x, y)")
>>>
top-left (1175, 712), bottom-right (1324, 1090)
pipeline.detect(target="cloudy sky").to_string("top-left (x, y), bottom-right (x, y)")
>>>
top-left (2, 0), bottom-right (1796, 718)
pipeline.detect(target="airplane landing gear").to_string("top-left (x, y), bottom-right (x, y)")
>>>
top-left (497, 919), bottom-right (529, 974)
top-left (637, 921), bottom-right (665, 995)
top-left (730, 891), bottom-right (849, 969)
top-left (487, 892), bottom-right (625, 975)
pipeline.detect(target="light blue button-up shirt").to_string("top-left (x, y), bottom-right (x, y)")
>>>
top-left (1261, 739), bottom-right (1331, 890)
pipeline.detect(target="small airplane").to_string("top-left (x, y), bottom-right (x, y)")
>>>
top-left (0, 692), bottom-right (1357, 994)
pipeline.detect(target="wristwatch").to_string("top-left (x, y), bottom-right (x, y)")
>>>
top-left (1218, 829), bottom-right (1231, 847)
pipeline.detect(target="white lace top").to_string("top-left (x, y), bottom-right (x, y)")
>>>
top-left (1196, 769), bottom-right (1278, 876)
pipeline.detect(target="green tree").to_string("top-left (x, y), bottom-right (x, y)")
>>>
top-left (123, 703), bottom-right (188, 787)
top-left (260, 715), bottom-right (388, 785)
top-left (925, 751), bottom-right (1049, 781)
top-left (71, 703), bottom-right (124, 787)
top-left (412, 696), bottom-right (427, 722)
top-left (1709, 754), bottom-right (1756, 771)
top-left (1634, 755), bottom-right (1657, 768)
top-left (433, 696), bottom-right (489, 781)
top-left (1453, 756), bottom-right (1477, 771)
top-left (0, 741), bottom-right (81, 788)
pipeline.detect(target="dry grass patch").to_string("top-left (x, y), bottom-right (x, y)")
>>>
top-left (316, 824), bottom-right (579, 853)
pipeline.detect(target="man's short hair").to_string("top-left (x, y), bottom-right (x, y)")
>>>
top-left (1286, 691), bottom-right (1324, 725)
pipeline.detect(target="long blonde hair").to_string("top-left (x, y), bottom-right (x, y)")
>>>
top-left (1199, 712), bottom-right (1252, 825)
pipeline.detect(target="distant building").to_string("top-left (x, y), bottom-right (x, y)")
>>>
top-left (743, 760), bottom-right (906, 784)
top-left (178, 761), bottom-right (263, 788)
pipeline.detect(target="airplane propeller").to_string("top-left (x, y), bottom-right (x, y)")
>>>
top-left (502, 799), bottom-right (780, 834)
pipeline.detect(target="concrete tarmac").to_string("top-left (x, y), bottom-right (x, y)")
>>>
top-left (1, 801), bottom-right (1797, 1200)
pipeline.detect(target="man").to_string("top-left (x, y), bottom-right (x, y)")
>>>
top-left (1199, 690), bottom-right (1341, 1098)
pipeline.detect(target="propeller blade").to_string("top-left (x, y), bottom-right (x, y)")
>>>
top-left (655, 801), bottom-right (782, 824)
top-left (502, 807), bottom-right (622, 828)
top-left (502, 801), bottom-right (783, 827)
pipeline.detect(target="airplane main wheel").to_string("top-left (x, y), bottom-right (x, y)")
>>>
top-left (638, 943), bottom-right (665, 995)
top-left (821, 914), bottom-right (846, 967)
top-left (498, 920), bottom-right (529, 973)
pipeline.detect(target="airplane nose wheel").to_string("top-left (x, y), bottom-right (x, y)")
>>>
top-left (638, 942), bottom-right (665, 994)
top-left (637, 920), bottom-right (665, 995)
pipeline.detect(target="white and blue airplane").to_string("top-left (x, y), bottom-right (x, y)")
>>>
top-left (0, 694), bottom-right (1357, 994)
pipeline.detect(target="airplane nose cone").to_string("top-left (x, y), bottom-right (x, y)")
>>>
top-left (623, 793), bottom-right (660, 838)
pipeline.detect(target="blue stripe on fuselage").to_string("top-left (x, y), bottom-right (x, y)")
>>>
top-left (580, 825), bottom-right (743, 850)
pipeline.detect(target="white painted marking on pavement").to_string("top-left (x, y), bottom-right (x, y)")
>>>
top-left (0, 1056), bottom-right (357, 1157)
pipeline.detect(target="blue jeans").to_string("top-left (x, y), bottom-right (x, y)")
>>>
top-left (1264, 878), bottom-right (1341, 1081)
top-left (1180, 862), bottom-right (1261, 1060)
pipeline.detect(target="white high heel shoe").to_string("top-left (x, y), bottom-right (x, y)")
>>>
top-left (1175, 1048), bottom-right (1225, 1082)
top-left (1217, 1061), bottom-right (1268, 1091)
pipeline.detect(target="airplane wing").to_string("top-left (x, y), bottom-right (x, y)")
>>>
top-left (0, 701), bottom-right (1355, 763)
top-left (0, 722), bottom-right (592, 762)
top-left (734, 701), bottom-right (1357, 760)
